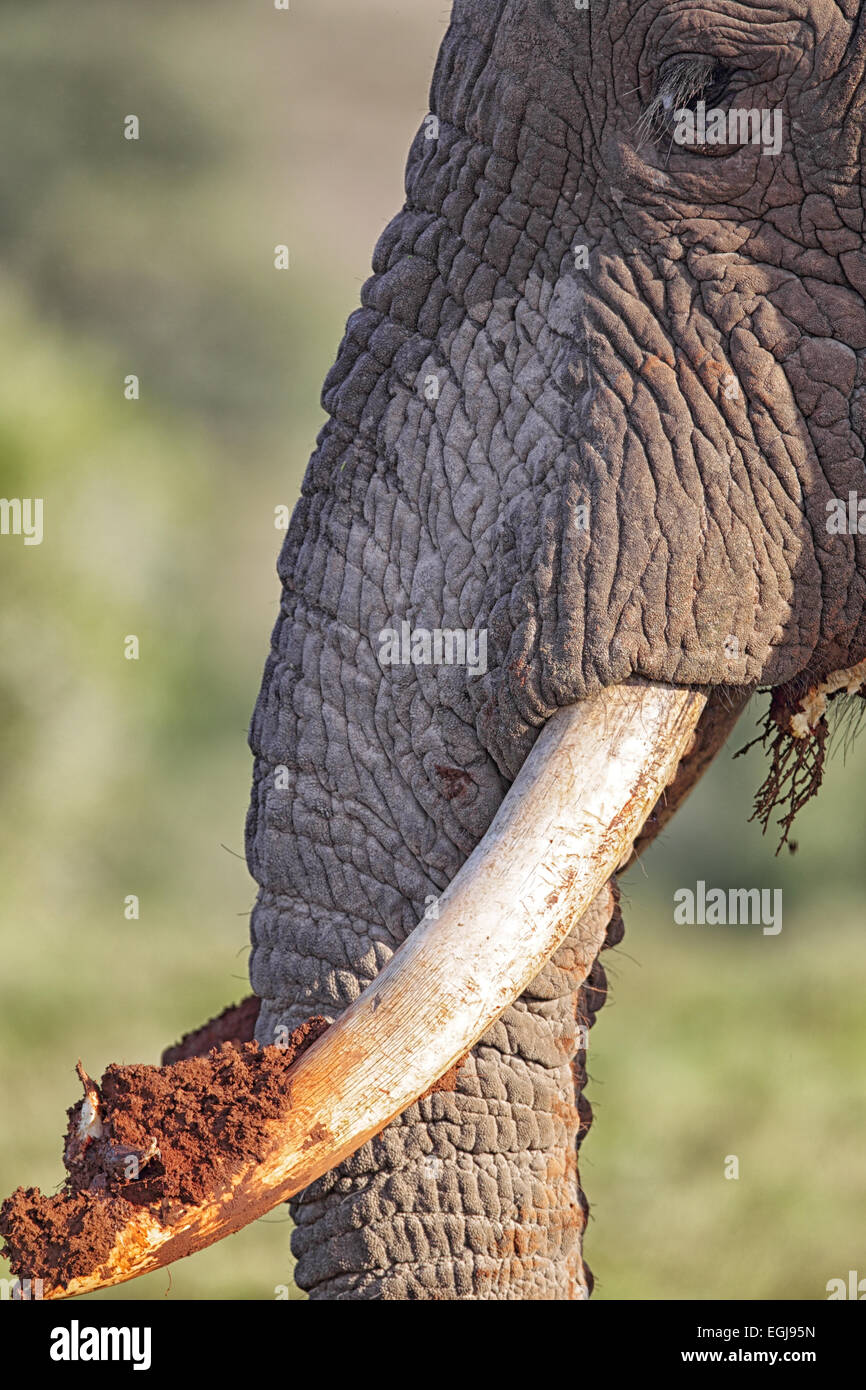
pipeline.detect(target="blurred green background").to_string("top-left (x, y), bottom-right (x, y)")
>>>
top-left (0, 0), bottom-right (863, 1302)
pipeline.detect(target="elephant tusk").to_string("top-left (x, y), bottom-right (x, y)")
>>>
top-left (786, 657), bottom-right (866, 736)
top-left (0, 680), bottom-right (706, 1298)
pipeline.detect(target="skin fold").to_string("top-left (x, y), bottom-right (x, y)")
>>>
top-left (245, 0), bottom-right (866, 1299)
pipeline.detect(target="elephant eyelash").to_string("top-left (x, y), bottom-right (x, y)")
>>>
top-left (636, 57), bottom-right (733, 148)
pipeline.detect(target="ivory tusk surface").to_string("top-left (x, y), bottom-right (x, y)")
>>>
top-left (4, 680), bottom-right (706, 1297)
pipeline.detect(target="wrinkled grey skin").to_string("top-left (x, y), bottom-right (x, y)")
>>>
top-left (246, 0), bottom-right (866, 1298)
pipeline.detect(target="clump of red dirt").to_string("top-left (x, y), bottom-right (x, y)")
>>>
top-left (0, 1014), bottom-right (329, 1286)
top-left (0, 1188), bottom-right (133, 1286)
top-left (420, 1056), bottom-right (467, 1098)
top-left (66, 1018), bottom-right (330, 1208)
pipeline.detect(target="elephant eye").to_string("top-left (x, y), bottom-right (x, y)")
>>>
top-left (639, 55), bottom-right (734, 150)
top-left (659, 56), bottom-right (732, 113)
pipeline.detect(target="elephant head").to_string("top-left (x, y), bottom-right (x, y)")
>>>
top-left (243, 0), bottom-right (866, 1299)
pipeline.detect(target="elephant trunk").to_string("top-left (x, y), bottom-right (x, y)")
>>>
top-left (289, 886), bottom-right (621, 1300)
top-left (247, 684), bottom-right (706, 1299)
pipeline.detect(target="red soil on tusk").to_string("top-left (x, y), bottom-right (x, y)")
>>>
top-left (0, 1014), bottom-right (329, 1288)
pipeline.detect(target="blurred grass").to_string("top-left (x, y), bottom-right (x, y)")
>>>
top-left (0, 0), bottom-right (863, 1301)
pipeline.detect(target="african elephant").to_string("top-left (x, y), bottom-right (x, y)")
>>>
top-left (242, 0), bottom-right (866, 1300)
top-left (2, 0), bottom-right (864, 1309)
top-left (5, 0), bottom-right (866, 1308)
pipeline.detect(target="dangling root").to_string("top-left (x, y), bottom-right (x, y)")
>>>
top-left (738, 693), bottom-right (829, 851)
top-left (737, 659), bottom-right (866, 852)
